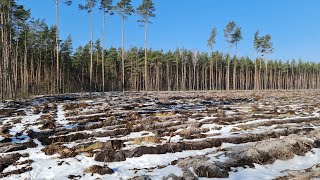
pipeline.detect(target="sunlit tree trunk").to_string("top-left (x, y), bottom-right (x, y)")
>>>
top-left (102, 11), bottom-right (105, 93)
top-left (226, 44), bottom-right (230, 90)
top-left (90, 10), bottom-right (93, 93)
top-left (121, 16), bottom-right (125, 92)
top-left (144, 22), bottom-right (148, 91)
top-left (264, 55), bottom-right (268, 90)
top-left (55, 0), bottom-right (60, 94)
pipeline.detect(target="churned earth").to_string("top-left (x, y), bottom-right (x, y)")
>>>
top-left (1, 90), bottom-right (320, 180)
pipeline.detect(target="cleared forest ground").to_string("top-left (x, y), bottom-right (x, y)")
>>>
top-left (1, 90), bottom-right (320, 179)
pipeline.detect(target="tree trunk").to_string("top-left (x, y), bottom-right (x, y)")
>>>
top-left (121, 16), bottom-right (125, 92)
top-left (102, 11), bottom-right (105, 93)
top-left (24, 29), bottom-right (28, 96)
top-left (56, 0), bottom-right (59, 94)
top-left (264, 55), bottom-right (268, 90)
top-left (254, 49), bottom-right (258, 91)
top-left (176, 55), bottom-right (179, 91)
top-left (226, 44), bottom-right (230, 90)
top-left (209, 49), bottom-right (213, 90)
top-left (167, 59), bottom-right (170, 91)
top-left (90, 11), bottom-right (93, 94)
top-left (144, 21), bottom-right (148, 91)
top-left (233, 43), bottom-right (238, 90)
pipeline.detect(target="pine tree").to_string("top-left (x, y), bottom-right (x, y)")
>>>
top-left (231, 26), bottom-right (242, 90)
top-left (261, 34), bottom-right (273, 90)
top-left (137, 0), bottom-right (156, 91)
top-left (79, 0), bottom-right (97, 94)
top-left (224, 21), bottom-right (236, 90)
top-left (254, 31), bottom-right (262, 90)
top-left (207, 28), bottom-right (217, 90)
top-left (114, 0), bottom-right (135, 92)
top-left (100, 0), bottom-right (114, 93)
top-left (55, 0), bottom-right (72, 94)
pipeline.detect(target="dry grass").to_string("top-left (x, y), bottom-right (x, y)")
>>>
top-left (132, 136), bottom-right (163, 145)
top-left (63, 102), bottom-right (88, 111)
top-left (77, 142), bottom-right (104, 153)
top-left (154, 112), bottom-right (176, 118)
top-left (108, 116), bottom-right (116, 121)
top-left (178, 128), bottom-right (209, 137)
top-left (0, 132), bottom-right (12, 138)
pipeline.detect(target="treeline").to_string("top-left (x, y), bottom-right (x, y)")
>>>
top-left (63, 44), bottom-right (320, 92)
top-left (1, 0), bottom-right (320, 99)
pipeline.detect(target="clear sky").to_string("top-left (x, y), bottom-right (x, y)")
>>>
top-left (20, 0), bottom-right (320, 61)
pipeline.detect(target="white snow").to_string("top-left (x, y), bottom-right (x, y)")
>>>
top-left (56, 104), bottom-right (68, 125)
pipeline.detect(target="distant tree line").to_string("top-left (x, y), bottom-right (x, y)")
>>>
top-left (1, 0), bottom-right (320, 99)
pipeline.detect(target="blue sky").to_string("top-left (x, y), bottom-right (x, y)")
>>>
top-left (20, 0), bottom-right (320, 61)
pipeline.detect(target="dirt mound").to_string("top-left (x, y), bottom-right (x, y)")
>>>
top-left (277, 164), bottom-right (320, 180)
top-left (226, 134), bottom-right (314, 166)
top-left (176, 127), bottom-right (209, 139)
top-left (129, 175), bottom-right (152, 180)
top-left (221, 127), bottom-right (314, 145)
top-left (0, 159), bottom-right (33, 178)
top-left (42, 144), bottom-right (77, 158)
top-left (33, 103), bottom-right (57, 114)
top-left (0, 139), bottom-right (37, 153)
top-left (84, 165), bottom-right (113, 175)
top-left (178, 156), bottom-right (228, 178)
top-left (43, 132), bottom-right (91, 145)
top-left (63, 102), bottom-right (88, 111)
top-left (37, 114), bottom-right (56, 130)
top-left (0, 143), bottom-right (27, 153)
top-left (95, 139), bottom-right (222, 162)
top-left (162, 174), bottom-right (185, 180)
top-left (42, 140), bottom-right (125, 159)
top-left (0, 153), bottom-right (28, 172)
top-left (78, 140), bottom-right (125, 152)
top-left (0, 166), bottom-right (32, 178)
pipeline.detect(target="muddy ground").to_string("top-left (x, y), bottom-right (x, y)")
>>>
top-left (1, 90), bottom-right (320, 179)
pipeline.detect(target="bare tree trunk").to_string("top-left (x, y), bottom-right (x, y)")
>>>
top-left (183, 53), bottom-right (186, 91)
top-left (144, 22), bottom-right (148, 91)
top-left (192, 63), bottom-right (197, 91)
top-left (233, 43), bottom-right (238, 90)
top-left (215, 56), bottom-right (218, 90)
top-left (121, 16), bottom-right (125, 92)
top-left (226, 44), bottom-right (230, 90)
top-left (246, 60), bottom-right (249, 90)
top-left (0, 4), bottom-right (4, 99)
top-left (56, 0), bottom-right (59, 94)
top-left (219, 59), bottom-right (222, 90)
top-left (264, 55), bottom-right (268, 90)
top-left (188, 61), bottom-right (192, 90)
top-left (254, 49), bottom-right (258, 91)
top-left (167, 59), bottom-right (170, 91)
top-left (24, 29), bottom-right (28, 96)
top-left (14, 41), bottom-right (18, 97)
top-left (181, 53), bottom-right (184, 91)
top-left (259, 58), bottom-right (262, 90)
top-left (0, 4), bottom-right (3, 99)
top-left (102, 11), bottom-right (105, 93)
top-left (197, 64), bottom-right (199, 91)
top-left (176, 55), bottom-right (179, 91)
top-left (209, 49), bottom-right (213, 90)
top-left (7, 2), bottom-right (12, 98)
top-left (95, 49), bottom-right (98, 91)
top-left (90, 11), bottom-right (93, 94)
